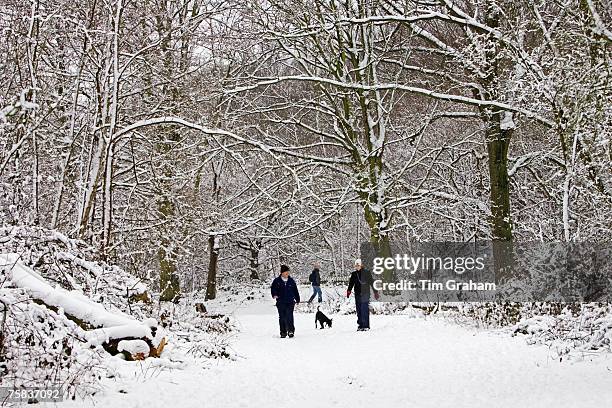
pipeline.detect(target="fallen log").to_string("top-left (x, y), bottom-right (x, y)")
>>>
top-left (0, 253), bottom-right (165, 360)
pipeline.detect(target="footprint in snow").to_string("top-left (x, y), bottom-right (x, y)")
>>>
top-left (342, 375), bottom-right (365, 388)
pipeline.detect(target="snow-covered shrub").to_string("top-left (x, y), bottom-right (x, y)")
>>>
top-left (0, 286), bottom-right (106, 399)
top-left (446, 302), bottom-right (526, 327)
top-left (510, 303), bottom-right (612, 356)
top-left (156, 298), bottom-right (237, 361)
top-left (185, 334), bottom-right (234, 360)
top-left (437, 301), bottom-right (612, 356)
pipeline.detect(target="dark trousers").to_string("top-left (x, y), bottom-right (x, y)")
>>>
top-left (276, 302), bottom-right (295, 335)
top-left (355, 299), bottom-right (370, 329)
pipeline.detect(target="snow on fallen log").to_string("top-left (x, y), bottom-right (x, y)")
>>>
top-left (84, 318), bottom-right (159, 346)
top-left (0, 253), bottom-right (165, 360)
top-left (1, 253), bottom-right (132, 327)
top-left (86, 320), bottom-right (166, 360)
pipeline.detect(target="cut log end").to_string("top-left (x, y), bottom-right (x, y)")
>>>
top-left (115, 337), bottom-right (167, 361)
top-left (195, 302), bottom-right (207, 314)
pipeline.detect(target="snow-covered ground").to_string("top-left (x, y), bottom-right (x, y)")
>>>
top-left (56, 294), bottom-right (612, 408)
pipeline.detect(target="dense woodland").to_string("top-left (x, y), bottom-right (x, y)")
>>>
top-left (1, 0), bottom-right (610, 302)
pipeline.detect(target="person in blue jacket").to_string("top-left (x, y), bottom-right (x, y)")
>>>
top-left (271, 264), bottom-right (300, 338)
top-left (307, 261), bottom-right (323, 303)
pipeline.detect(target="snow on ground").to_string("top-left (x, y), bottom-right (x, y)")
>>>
top-left (57, 292), bottom-right (612, 408)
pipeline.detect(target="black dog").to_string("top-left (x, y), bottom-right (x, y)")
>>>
top-left (315, 307), bottom-right (333, 329)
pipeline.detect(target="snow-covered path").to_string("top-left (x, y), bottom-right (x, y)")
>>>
top-left (64, 301), bottom-right (612, 408)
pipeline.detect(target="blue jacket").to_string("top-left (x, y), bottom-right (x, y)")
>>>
top-left (271, 276), bottom-right (300, 304)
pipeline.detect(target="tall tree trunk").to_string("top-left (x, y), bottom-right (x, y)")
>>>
top-left (484, 114), bottom-right (515, 281)
top-left (155, 2), bottom-right (183, 302)
top-left (479, 4), bottom-right (514, 243)
top-left (248, 239), bottom-right (261, 280)
top-left (479, 3), bottom-right (514, 281)
top-left (206, 235), bottom-right (219, 300)
top-left (359, 159), bottom-right (394, 288)
top-left (363, 202), bottom-right (393, 282)
top-left (77, 135), bottom-right (105, 239)
top-left (26, 0), bottom-right (40, 225)
top-left (158, 192), bottom-right (180, 302)
top-left (485, 117), bottom-right (513, 241)
top-left (158, 238), bottom-right (180, 302)
top-left (156, 133), bottom-right (180, 301)
top-left (100, 0), bottom-right (123, 259)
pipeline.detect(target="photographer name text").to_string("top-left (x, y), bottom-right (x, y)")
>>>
top-left (373, 279), bottom-right (496, 292)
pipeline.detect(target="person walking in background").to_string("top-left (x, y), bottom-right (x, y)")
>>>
top-left (347, 259), bottom-right (379, 331)
top-left (271, 264), bottom-right (300, 338)
top-left (307, 262), bottom-right (323, 303)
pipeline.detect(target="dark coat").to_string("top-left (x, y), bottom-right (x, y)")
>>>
top-left (348, 268), bottom-right (376, 301)
top-left (309, 269), bottom-right (321, 286)
top-left (271, 276), bottom-right (300, 304)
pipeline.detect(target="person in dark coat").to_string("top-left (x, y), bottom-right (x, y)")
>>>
top-left (347, 259), bottom-right (379, 331)
top-left (307, 262), bottom-right (323, 303)
top-left (271, 264), bottom-right (300, 338)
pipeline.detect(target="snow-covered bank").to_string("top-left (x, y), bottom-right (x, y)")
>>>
top-left (0, 227), bottom-right (236, 399)
top-left (58, 299), bottom-right (612, 408)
